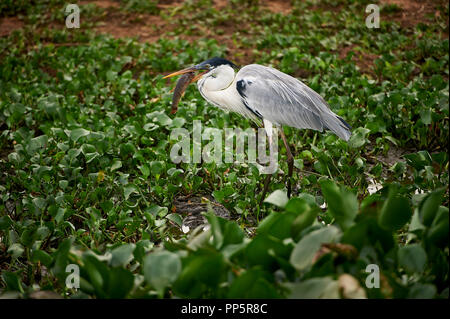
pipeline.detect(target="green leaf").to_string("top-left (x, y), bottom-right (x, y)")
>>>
top-left (291, 206), bottom-right (320, 238)
top-left (134, 240), bottom-right (154, 263)
top-left (398, 244), bottom-right (427, 273)
top-left (245, 233), bottom-right (290, 269)
top-left (55, 208), bottom-right (66, 224)
top-left (259, 211), bottom-right (298, 240)
top-left (166, 213), bottom-right (183, 227)
top-left (139, 164), bottom-right (150, 178)
top-left (147, 205), bottom-right (168, 217)
top-left (147, 111), bottom-right (172, 126)
top-left (227, 268), bottom-right (281, 298)
top-left (285, 277), bottom-right (339, 299)
top-left (404, 151), bottom-right (432, 170)
top-left (143, 251), bottom-right (182, 293)
top-left (82, 254), bottom-right (109, 297)
top-left (123, 184), bottom-right (138, 200)
top-left (264, 190), bottom-right (289, 208)
top-left (408, 283), bottom-right (436, 299)
top-left (35, 226), bottom-right (50, 240)
top-left (28, 135), bottom-right (48, 155)
top-left (0, 215), bottom-right (13, 230)
top-left (290, 226), bottom-right (341, 271)
top-left (70, 128), bottom-right (90, 142)
top-left (320, 180), bottom-right (358, 230)
top-left (419, 188), bottom-right (445, 227)
top-left (59, 180), bottom-right (68, 190)
top-left (52, 238), bottom-right (73, 280)
top-left (150, 161), bottom-right (164, 176)
top-left (409, 209), bottom-right (425, 233)
top-left (173, 251), bottom-right (226, 298)
top-left (348, 127), bottom-right (370, 148)
top-left (110, 244), bottom-right (136, 268)
top-left (1, 272), bottom-right (24, 293)
top-left (205, 213), bottom-right (244, 249)
top-left (419, 109), bottom-right (432, 125)
top-left (378, 192), bottom-right (412, 231)
top-left (31, 250), bottom-right (53, 267)
top-left (7, 243), bottom-right (24, 259)
top-left (427, 206), bottom-right (449, 246)
top-left (106, 268), bottom-right (134, 298)
top-left (110, 159), bottom-right (122, 171)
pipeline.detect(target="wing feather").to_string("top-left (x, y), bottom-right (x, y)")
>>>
top-left (235, 64), bottom-right (351, 140)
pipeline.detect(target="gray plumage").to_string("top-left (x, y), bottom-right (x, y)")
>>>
top-left (235, 64), bottom-right (351, 141)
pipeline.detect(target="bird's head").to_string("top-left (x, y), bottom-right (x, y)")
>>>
top-left (162, 57), bottom-right (237, 83)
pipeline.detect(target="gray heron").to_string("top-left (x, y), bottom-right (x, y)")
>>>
top-left (163, 57), bottom-right (351, 202)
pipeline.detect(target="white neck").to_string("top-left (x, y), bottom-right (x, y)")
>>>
top-left (198, 64), bottom-right (235, 92)
top-left (197, 65), bottom-right (259, 121)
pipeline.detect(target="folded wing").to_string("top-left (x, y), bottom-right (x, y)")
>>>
top-left (235, 64), bottom-right (351, 141)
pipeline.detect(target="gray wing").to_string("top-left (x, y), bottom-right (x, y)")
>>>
top-left (235, 64), bottom-right (351, 141)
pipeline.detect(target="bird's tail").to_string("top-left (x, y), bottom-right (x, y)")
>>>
top-left (323, 115), bottom-right (352, 141)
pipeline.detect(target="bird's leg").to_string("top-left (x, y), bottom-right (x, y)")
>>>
top-left (280, 128), bottom-right (294, 198)
top-left (259, 119), bottom-right (275, 206)
top-left (259, 174), bottom-right (272, 206)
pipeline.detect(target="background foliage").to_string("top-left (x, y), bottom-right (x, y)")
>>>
top-left (0, 0), bottom-right (448, 298)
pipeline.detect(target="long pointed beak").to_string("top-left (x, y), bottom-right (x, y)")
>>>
top-left (162, 66), bottom-right (198, 79)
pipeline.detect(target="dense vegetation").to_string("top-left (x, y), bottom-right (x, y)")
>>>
top-left (0, 0), bottom-right (448, 298)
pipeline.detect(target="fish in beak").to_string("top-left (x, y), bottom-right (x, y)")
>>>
top-left (163, 65), bottom-right (208, 114)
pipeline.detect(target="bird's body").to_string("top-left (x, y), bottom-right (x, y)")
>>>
top-left (194, 60), bottom-right (351, 141)
top-left (163, 57), bottom-right (352, 200)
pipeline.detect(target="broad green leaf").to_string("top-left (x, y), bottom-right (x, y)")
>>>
top-left (166, 213), bottom-right (183, 227)
top-left (0, 215), bottom-right (13, 230)
top-left (227, 269), bottom-right (281, 298)
top-left (404, 151), bottom-right (432, 170)
top-left (106, 268), bottom-right (134, 298)
top-left (70, 128), bottom-right (90, 142)
top-left (264, 190), bottom-right (289, 208)
top-left (31, 250), bottom-right (53, 267)
top-left (408, 283), bottom-right (436, 299)
top-left (348, 127), bottom-right (370, 148)
top-left (7, 243), bottom-right (24, 259)
top-left (1, 272), bottom-right (24, 293)
top-left (123, 185), bottom-right (138, 200)
top-left (27, 135), bottom-right (48, 155)
top-left (35, 226), bottom-right (50, 240)
top-left (378, 193), bottom-right (412, 231)
top-left (134, 240), bottom-right (154, 263)
top-left (143, 251), bottom-right (182, 292)
top-left (52, 238), bottom-right (74, 280)
top-left (320, 180), bottom-right (358, 230)
top-left (290, 226), bottom-right (341, 271)
top-left (291, 206), bottom-right (320, 238)
top-left (173, 251), bottom-right (226, 298)
top-left (110, 244), bottom-right (136, 267)
top-left (150, 161), bottom-right (164, 176)
top-left (285, 277), bottom-right (339, 299)
top-left (398, 244), bottom-right (427, 273)
top-left (245, 234), bottom-right (290, 269)
top-left (110, 159), bottom-right (122, 171)
top-left (427, 206), bottom-right (449, 246)
top-left (205, 212), bottom-right (244, 249)
top-left (419, 188), bottom-right (445, 227)
top-left (257, 210), bottom-right (299, 240)
top-left (139, 164), bottom-right (150, 178)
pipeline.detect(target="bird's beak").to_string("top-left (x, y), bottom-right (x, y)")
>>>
top-left (162, 66), bottom-right (197, 79)
top-left (162, 65), bottom-right (208, 82)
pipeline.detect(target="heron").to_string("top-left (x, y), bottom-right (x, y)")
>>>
top-left (163, 57), bottom-right (351, 203)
